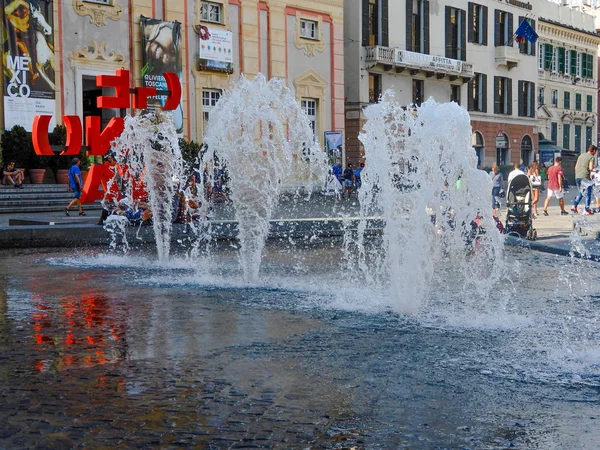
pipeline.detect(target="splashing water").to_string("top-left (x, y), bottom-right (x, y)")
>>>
top-left (110, 111), bottom-right (185, 262)
top-left (203, 74), bottom-right (328, 281)
top-left (353, 93), bottom-right (507, 314)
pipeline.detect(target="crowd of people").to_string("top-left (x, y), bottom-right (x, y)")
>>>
top-left (329, 161), bottom-right (364, 198)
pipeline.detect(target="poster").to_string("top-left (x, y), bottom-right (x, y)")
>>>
top-left (324, 131), bottom-right (343, 163)
top-left (2, 0), bottom-right (56, 131)
top-left (198, 25), bottom-right (233, 73)
top-left (140, 16), bottom-right (183, 134)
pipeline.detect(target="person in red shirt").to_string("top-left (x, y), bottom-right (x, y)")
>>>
top-left (542, 157), bottom-right (569, 216)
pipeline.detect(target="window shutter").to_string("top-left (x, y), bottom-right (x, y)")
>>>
top-left (424, 0), bottom-right (430, 54)
top-left (494, 10), bottom-right (501, 47)
top-left (570, 50), bottom-right (577, 74)
top-left (507, 78), bottom-right (512, 115)
top-left (381, 0), bottom-right (389, 47)
top-left (494, 76), bottom-right (500, 114)
top-left (587, 54), bottom-right (594, 78)
top-left (507, 13), bottom-right (513, 45)
top-left (468, 3), bottom-right (475, 43)
top-left (482, 6), bottom-right (488, 46)
top-left (460, 9), bottom-right (466, 61)
top-left (482, 74), bottom-right (487, 113)
top-left (406, 0), bottom-right (413, 51)
top-left (468, 78), bottom-right (475, 111)
top-left (587, 95), bottom-right (593, 112)
top-left (518, 17), bottom-right (526, 54)
top-left (544, 44), bottom-right (553, 70)
top-left (530, 20), bottom-right (536, 56)
top-left (558, 47), bottom-right (565, 73)
top-left (362, 0), bottom-right (370, 46)
top-left (564, 91), bottom-right (570, 109)
top-left (582, 53), bottom-right (588, 78)
top-left (518, 80), bottom-right (524, 116)
top-left (529, 82), bottom-right (535, 117)
top-left (445, 6), bottom-right (452, 58)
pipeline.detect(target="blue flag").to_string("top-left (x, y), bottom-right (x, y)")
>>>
top-left (514, 19), bottom-right (538, 44)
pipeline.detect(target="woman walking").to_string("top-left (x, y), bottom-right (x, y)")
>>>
top-left (528, 161), bottom-right (542, 218)
top-left (491, 164), bottom-right (503, 216)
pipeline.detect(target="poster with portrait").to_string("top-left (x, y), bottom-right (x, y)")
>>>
top-left (2, 0), bottom-right (56, 131)
top-left (197, 25), bottom-right (233, 74)
top-left (324, 131), bottom-right (343, 164)
top-left (140, 16), bottom-right (183, 134)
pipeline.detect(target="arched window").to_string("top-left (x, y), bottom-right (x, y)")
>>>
top-left (521, 135), bottom-right (533, 167)
top-left (472, 131), bottom-right (484, 167)
top-left (496, 133), bottom-right (509, 166)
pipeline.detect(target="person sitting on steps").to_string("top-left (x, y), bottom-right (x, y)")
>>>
top-left (2, 161), bottom-right (24, 188)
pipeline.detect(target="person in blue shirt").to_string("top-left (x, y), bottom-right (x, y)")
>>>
top-left (354, 162), bottom-right (364, 189)
top-left (64, 157), bottom-right (85, 216)
top-left (332, 162), bottom-right (342, 183)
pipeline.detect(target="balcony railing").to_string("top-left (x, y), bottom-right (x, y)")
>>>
top-left (495, 45), bottom-right (520, 69)
top-left (365, 46), bottom-right (474, 80)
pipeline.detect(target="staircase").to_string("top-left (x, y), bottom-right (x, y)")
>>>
top-left (0, 184), bottom-right (102, 214)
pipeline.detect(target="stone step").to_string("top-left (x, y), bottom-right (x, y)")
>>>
top-left (0, 204), bottom-right (103, 214)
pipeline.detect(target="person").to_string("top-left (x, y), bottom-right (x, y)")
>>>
top-left (572, 144), bottom-right (597, 215)
top-left (527, 161), bottom-right (542, 218)
top-left (2, 161), bottom-right (24, 188)
top-left (542, 157), bottom-right (569, 216)
top-left (354, 162), bottom-right (364, 190)
top-left (343, 163), bottom-right (355, 199)
top-left (491, 163), bottom-right (503, 216)
top-left (332, 161), bottom-right (343, 184)
top-left (64, 157), bottom-right (85, 216)
top-left (592, 167), bottom-right (600, 212)
top-left (507, 162), bottom-right (525, 184)
top-left (142, 21), bottom-right (180, 74)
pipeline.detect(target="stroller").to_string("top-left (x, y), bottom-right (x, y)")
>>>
top-left (505, 173), bottom-right (537, 240)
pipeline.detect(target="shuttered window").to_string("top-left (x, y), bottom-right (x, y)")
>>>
top-left (563, 124), bottom-right (570, 150)
top-left (551, 123), bottom-right (558, 144)
top-left (517, 17), bottom-right (535, 55)
top-left (557, 47), bottom-right (565, 73)
top-left (587, 95), bottom-right (593, 112)
top-left (467, 73), bottom-right (487, 112)
top-left (543, 44), bottom-right (553, 70)
top-left (586, 126), bottom-right (593, 149)
top-left (576, 93), bottom-right (582, 111)
top-left (570, 50), bottom-right (577, 75)
top-left (518, 81), bottom-right (535, 118)
top-left (564, 91), bottom-right (570, 109)
top-left (445, 6), bottom-right (466, 60)
top-left (494, 76), bottom-right (512, 115)
top-left (494, 10), bottom-right (513, 47)
top-left (468, 3), bottom-right (487, 45)
top-left (575, 125), bottom-right (582, 152)
top-left (362, 0), bottom-right (389, 46)
top-left (407, 0), bottom-right (430, 54)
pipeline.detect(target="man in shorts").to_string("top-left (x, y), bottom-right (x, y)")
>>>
top-left (2, 161), bottom-right (24, 188)
top-left (64, 157), bottom-right (85, 216)
top-left (542, 156), bottom-right (568, 216)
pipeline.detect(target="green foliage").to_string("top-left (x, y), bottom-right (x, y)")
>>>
top-left (178, 138), bottom-right (205, 174)
top-left (1, 125), bottom-right (31, 168)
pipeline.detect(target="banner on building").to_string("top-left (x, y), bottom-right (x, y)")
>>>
top-left (140, 16), bottom-right (183, 133)
top-left (198, 25), bottom-right (233, 74)
top-left (324, 131), bottom-right (343, 164)
top-left (2, 0), bottom-right (56, 131)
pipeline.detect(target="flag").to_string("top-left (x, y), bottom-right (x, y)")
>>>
top-left (514, 19), bottom-right (538, 44)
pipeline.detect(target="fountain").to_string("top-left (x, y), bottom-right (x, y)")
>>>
top-left (202, 74), bottom-right (327, 282)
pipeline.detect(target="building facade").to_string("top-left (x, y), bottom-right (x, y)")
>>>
top-left (344, 0), bottom-right (594, 169)
top-left (0, 0), bottom-right (343, 152)
top-left (536, 1), bottom-right (600, 157)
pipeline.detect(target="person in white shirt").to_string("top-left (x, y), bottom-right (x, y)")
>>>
top-left (507, 162), bottom-right (525, 184)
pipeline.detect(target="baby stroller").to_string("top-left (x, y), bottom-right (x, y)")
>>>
top-left (505, 173), bottom-right (537, 240)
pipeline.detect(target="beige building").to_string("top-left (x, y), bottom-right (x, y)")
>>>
top-left (536, 1), bottom-right (600, 157)
top-left (1, 0), bottom-right (344, 153)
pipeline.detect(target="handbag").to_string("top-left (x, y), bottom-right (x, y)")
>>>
top-left (530, 175), bottom-right (541, 187)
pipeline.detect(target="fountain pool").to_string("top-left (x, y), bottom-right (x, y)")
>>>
top-left (0, 243), bottom-right (599, 448)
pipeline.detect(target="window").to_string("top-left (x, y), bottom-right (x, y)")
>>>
top-left (468, 2), bottom-right (487, 45)
top-left (586, 126), bottom-right (593, 149)
top-left (412, 79), bottom-right (424, 107)
top-left (587, 95), bottom-right (593, 112)
top-left (577, 52), bottom-right (582, 77)
top-left (369, 73), bottom-right (382, 103)
top-left (494, 10), bottom-right (513, 47)
top-left (301, 99), bottom-right (318, 139)
top-left (543, 44), bottom-right (553, 71)
top-left (467, 72), bottom-right (487, 112)
top-left (202, 89), bottom-right (221, 133)
top-left (582, 53), bottom-right (594, 79)
top-left (300, 19), bottom-right (318, 40)
top-left (551, 89), bottom-right (558, 107)
top-left (552, 47), bottom-right (558, 73)
top-left (363, 0), bottom-right (388, 47)
top-left (565, 49), bottom-right (571, 75)
top-left (563, 123), bottom-right (570, 150)
top-left (538, 43), bottom-right (544, 70)
top-left (496, 134), bottom-right (508, 166)
top-left (576, 93), bottom-right (582, 111)
top-left (494, 76), bottom-right (512, 115)
top-left (518, 81), bottom-right (534, 118)
top-left (521, 135), bottom-right (533, 167)
top-left (518, 17), bottom-right (535, 56)
top-left (538, 86), bottom-right (544, 107)
top-left (446, 7), bottom-right (466, 60)
top-left (407, 0), bottom-right (429, 54)
top-left (575, 125), bottom-right (582, 152)
top-left (570, 50), bottom-right (577, 75)
top-left (551, 122), bottom-right (558, 144)
top-left (84, 0), bottom-right (111, 4)
top-left (201, 1), bottom-right (222, 24)
top-left (564, 91), bottom-right (570, 109)
top-left (557, 47), bottom-right (565, 73)
top-left (451, 85), bottom-right (461, 105)
top-left (472, 131), bottom-right (484, 167)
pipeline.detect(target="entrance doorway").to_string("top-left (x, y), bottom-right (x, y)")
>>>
top-left (82, 75), bottom-right (119, 159)
top-left (496, 133), bottom-right (508, 166)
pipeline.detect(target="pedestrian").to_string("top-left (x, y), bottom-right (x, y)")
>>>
top-left (343, 163), bottom-right (355, 199)
top-left (507, 162), bottom-right (525, 183)
top-left (571, 144), bottom-right (597, 215)
top-left (542, 157), bottom-right (568, 216)
top-left (64, 157), bottom-right (85, 216)
top-left (491, 163), bottom-right (503, 216)
top-left (354, 162), bottom-right (364, 190)
top-left (527, 161), bottom-right (542, 218)
top-left (2, 161), bottom-right (24, 188)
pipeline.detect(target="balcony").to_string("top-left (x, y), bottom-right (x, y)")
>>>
top-left (585, 78), bottom-right (596, 88)
top-left (364, 46), bottom-right (473, 82)
top-left (494, 45), bottom-right (520, 70)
